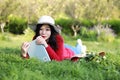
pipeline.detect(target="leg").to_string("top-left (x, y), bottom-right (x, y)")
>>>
top-left (76, 39), bottom-right (87, 54)
top-left (75, 44), bottom-right (82, 54)
top-left (64, 44), bottom-right (78, 54)
top-left (64, 43), bottom-right (83, 54)
top-left (64, 39), bottom-right (87, 54)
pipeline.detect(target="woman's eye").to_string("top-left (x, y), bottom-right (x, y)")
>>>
top-left (46, 28), bottom-right (50, 31)
top-left (40, 28), bottom-right (42, 30)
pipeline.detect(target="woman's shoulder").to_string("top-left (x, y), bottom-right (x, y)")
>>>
top-left (56, 34), bottom-right (63, 39)
top-left (55, 34), bottom-right (64, 42)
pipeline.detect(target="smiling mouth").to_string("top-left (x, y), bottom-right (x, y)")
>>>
top-left (42, 36), bottom-right (46, 38)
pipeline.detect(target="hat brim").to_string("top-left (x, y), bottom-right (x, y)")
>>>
top-left (29, 23), bottom-right (60, 33)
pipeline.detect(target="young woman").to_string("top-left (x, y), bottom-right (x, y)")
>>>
top-left (21, 15), bottom-right (86, 61)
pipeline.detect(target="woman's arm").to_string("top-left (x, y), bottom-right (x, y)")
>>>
top-left (46, 35), bottom-right (64, 61)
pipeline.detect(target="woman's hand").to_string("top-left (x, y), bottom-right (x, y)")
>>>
top-left (36, 36), bottom-right (48, 47)
top-left (21, 42), bottom-right (30, 57)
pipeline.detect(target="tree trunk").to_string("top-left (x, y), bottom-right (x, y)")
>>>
top-left (0, 23), bottom-right (5, 33)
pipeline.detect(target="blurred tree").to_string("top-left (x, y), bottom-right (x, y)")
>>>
top-left (0, 0), bottom-right (20, 21)
top-left (1, 0), bottom-right (120, 23)
top-left (63, 0), bottom-right (120, 21)
top-left (82, 0), bottom-right (117, 21)
top-left (0, 0), bottom-right (20, 33)
top-left (0, 0), bottom-right (120, 34)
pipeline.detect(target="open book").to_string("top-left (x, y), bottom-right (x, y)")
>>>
top-left (27, 40), bottom-right (51, 62)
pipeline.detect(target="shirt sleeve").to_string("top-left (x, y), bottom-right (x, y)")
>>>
top-left (46, 35), bottom-right (64, 61)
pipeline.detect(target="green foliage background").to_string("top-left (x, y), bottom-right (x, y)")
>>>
top-left (0, 0), bottom-right (120, 36)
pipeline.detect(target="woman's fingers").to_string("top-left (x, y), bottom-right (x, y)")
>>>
top-left (36, 36), bottom-right (42, 40)
top-left (25, 42), bottom-right (30, 48)
top-left (21, 42), bottom-right (30, 53)
top-left (22, 42), bottom-right (30, 48)
top-left (36, 36), bottom-right (44, 44)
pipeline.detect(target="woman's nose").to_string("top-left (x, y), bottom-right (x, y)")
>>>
top-left (42, 30), bottom-right (46, 34)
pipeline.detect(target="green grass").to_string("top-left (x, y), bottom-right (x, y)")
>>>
top-left (0, 33), bottom-right (120, 80)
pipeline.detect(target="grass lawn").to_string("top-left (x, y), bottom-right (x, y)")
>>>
top-left (0, 33), bottom-right (120, 80)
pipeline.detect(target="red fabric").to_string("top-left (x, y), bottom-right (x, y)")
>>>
top-left (46, 34), bottom-right (75, 61)
top-left (21, 53), bottom-right (29, 59)
top-left (22, 34), bottom-right (75, 61)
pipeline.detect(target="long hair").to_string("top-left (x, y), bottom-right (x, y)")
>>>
top-left (34, 24), bottom-right (59, 51)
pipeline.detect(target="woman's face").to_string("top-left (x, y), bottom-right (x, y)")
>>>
top-left (39, 24), bottom-right (51, 41)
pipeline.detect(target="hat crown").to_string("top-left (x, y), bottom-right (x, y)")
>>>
top-left (38, 15), bottom-right (55, 25)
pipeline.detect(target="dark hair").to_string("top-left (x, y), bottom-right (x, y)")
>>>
top-left (34, 24), bottom-right (59, 51)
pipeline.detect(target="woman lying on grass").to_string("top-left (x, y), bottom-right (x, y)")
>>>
top-left (21, 15), bottom-right (104, 62)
